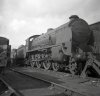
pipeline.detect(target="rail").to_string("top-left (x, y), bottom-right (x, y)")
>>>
top-left (0, 76), bottom-right (23, 96)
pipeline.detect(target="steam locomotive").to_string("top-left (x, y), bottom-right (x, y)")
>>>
top-left (0, 37), bottom-right (11, 69)
top-left (12, 21), bottom-right (100, 77)
top-left (24, 21), bottom-right (94, 75)
top-left (11, 45), bottom-right (26, 66)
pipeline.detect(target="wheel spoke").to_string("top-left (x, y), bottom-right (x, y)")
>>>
top-left (43, 61), bottom-right (51, 70)
top-left (36, 61), bottom-right (41, 68)
top-left (52, 62), bottom-right (60, 71)
top-left (30, 61), bottom-right (35, 68)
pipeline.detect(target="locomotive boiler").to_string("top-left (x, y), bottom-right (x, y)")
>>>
top-left (26, 22), bottom-right (93, 75)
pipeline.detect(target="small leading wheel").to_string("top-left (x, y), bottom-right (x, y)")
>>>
top-left (52, 62), bottom-right (60, 71)
top-left (69, 58), bottom-right (77, 75)
top-left (36, 61), bottom-right (41, 68)
top-left (30, 61), bottom-right (35, 68)
top-left (43, 60), bottom-right (51, 70)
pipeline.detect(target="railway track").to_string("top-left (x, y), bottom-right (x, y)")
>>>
top-left (0, 68), bottom-right (88, 96)
top-left (11, 67), bottom-right (100, 96)
top-left (1, 67), bottom-right (100, 96)
top-left (0, 69), bottom-right (56, 96)
top-left (0, 68), bottom-right (70, 96)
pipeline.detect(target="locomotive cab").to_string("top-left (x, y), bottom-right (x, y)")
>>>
top-left (26, 35), bottom-right (40, 51)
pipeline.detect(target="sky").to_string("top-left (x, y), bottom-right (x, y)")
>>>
top-left (0, 0), bottom-right (100, 48)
